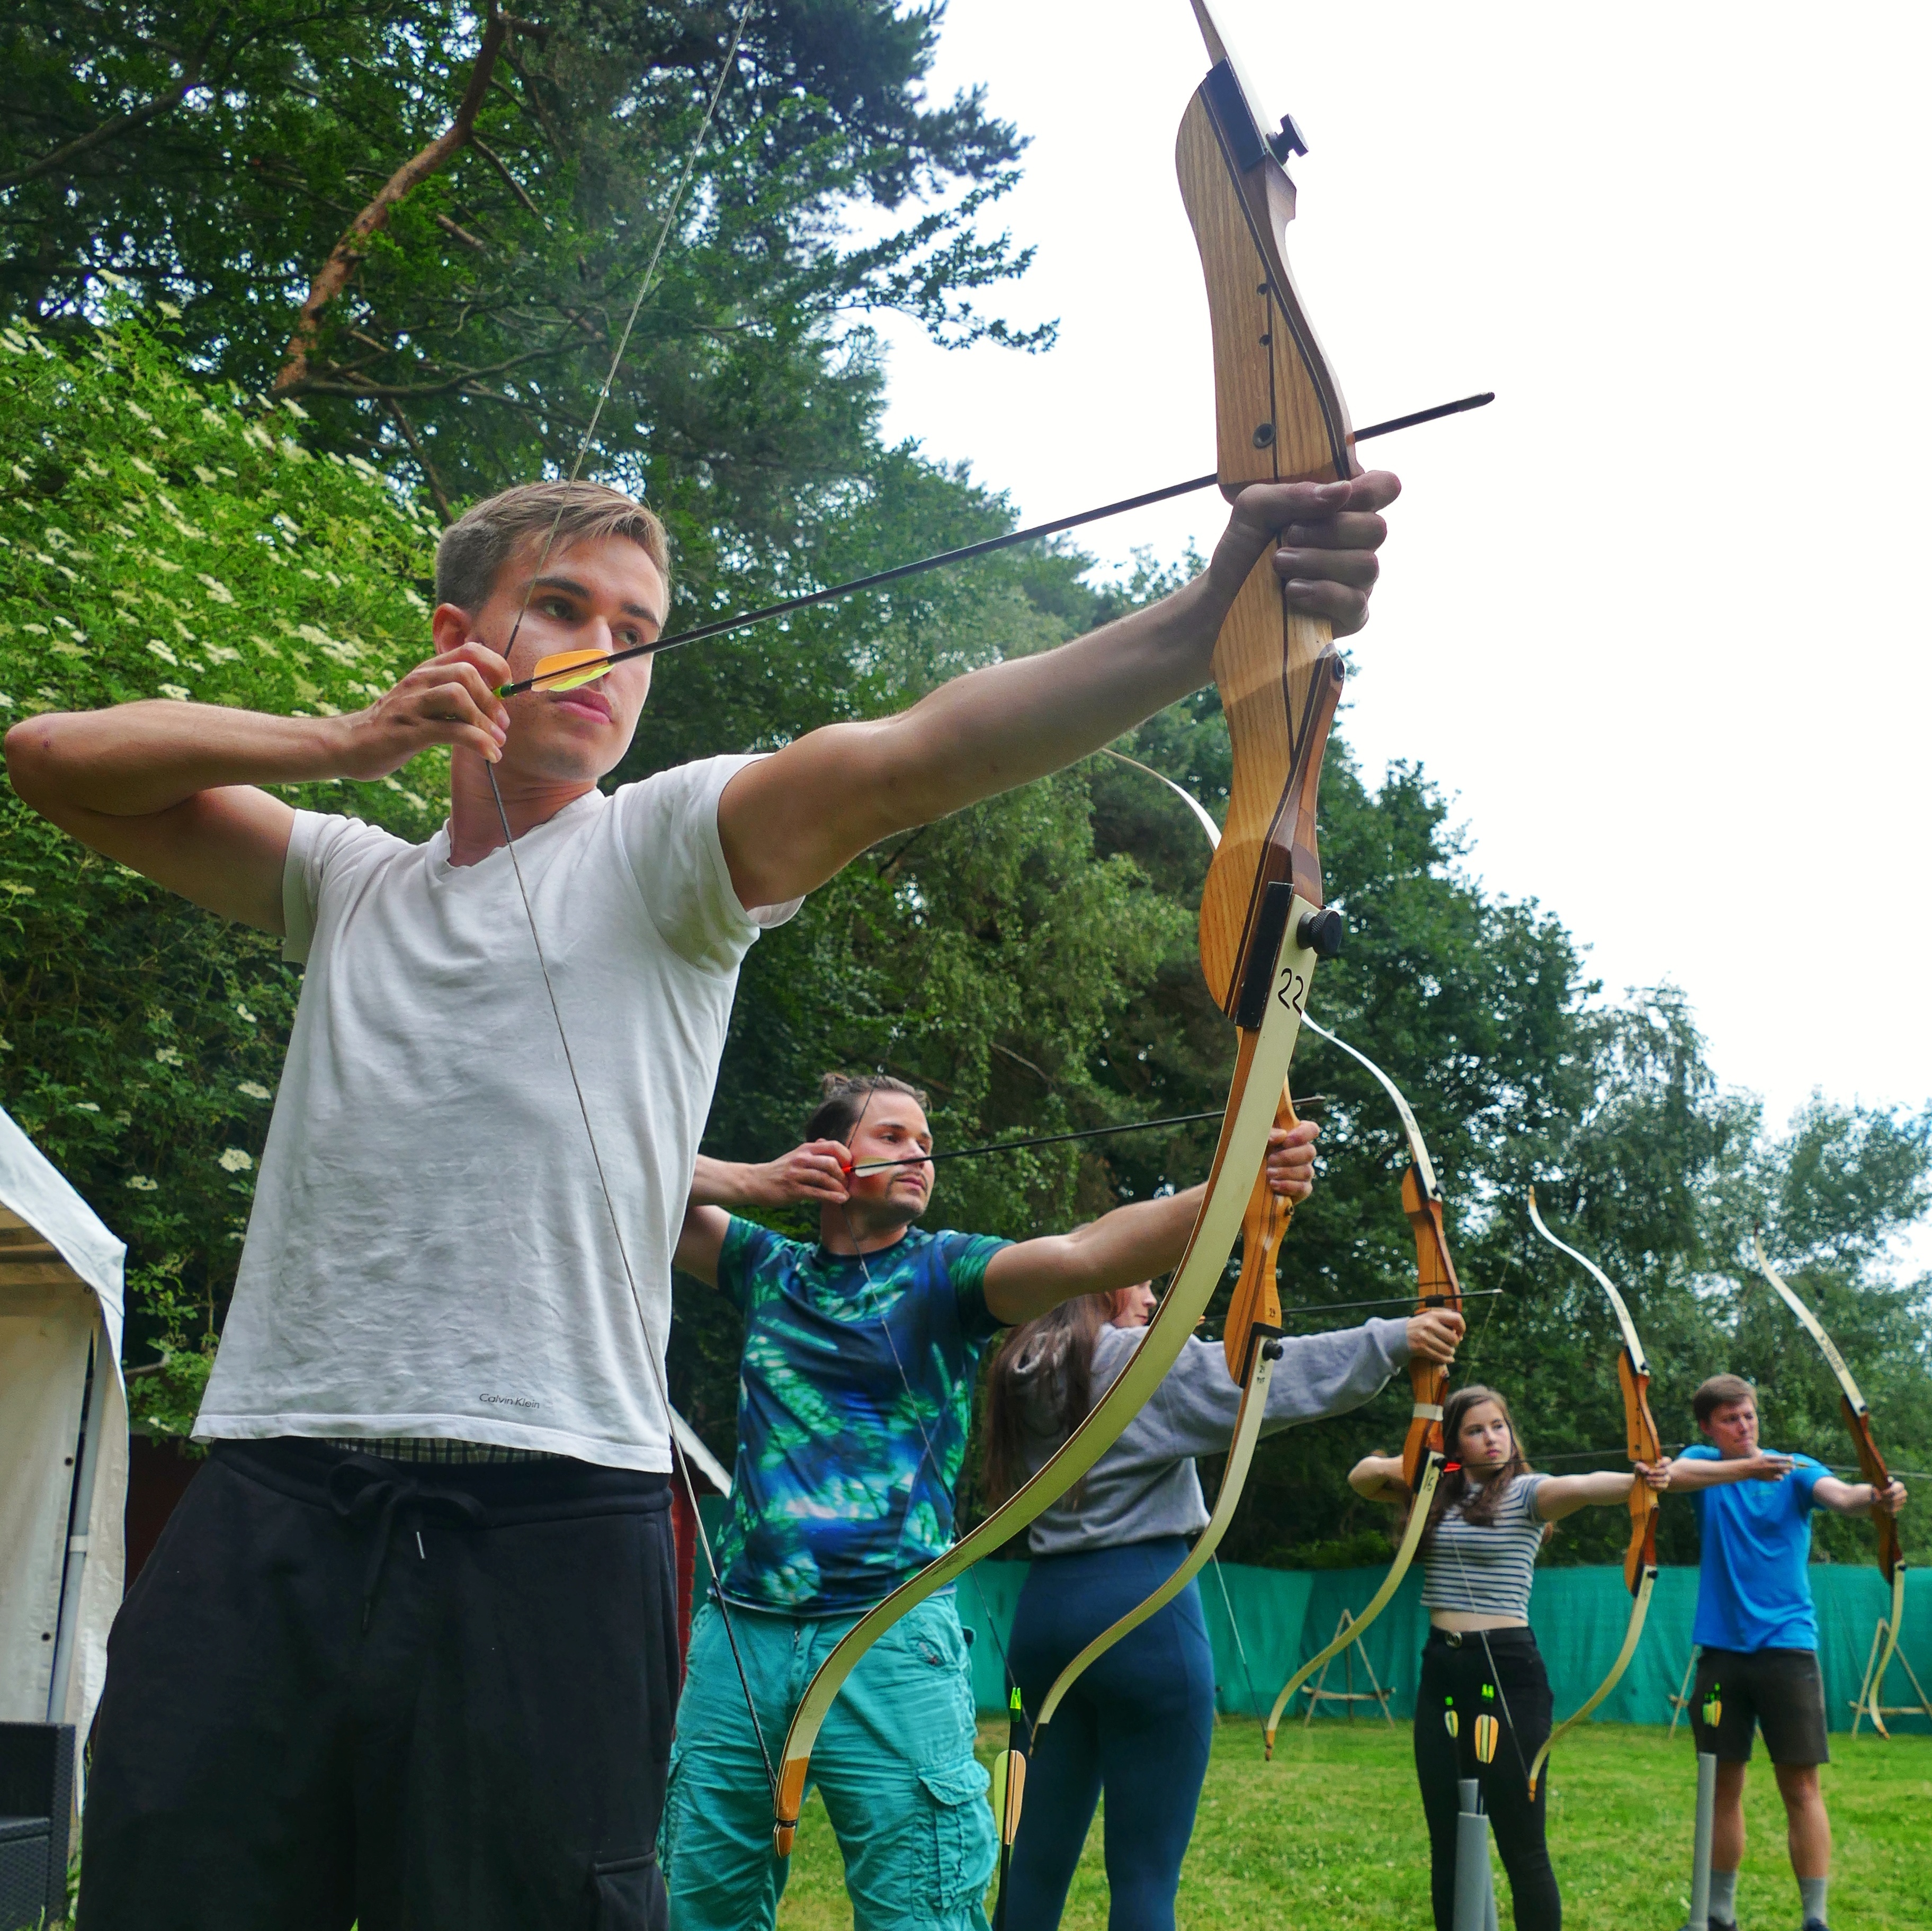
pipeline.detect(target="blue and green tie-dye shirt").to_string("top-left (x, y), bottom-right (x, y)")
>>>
top-left (711, 1217), bottom-right (1009, 1613)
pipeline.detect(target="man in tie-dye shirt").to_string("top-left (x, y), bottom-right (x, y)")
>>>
top-left (661, 1071), bottom-right (1314, 1931)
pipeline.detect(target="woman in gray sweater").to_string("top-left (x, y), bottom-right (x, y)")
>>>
top-left (981, 1283), bottom-right (1462, 1929)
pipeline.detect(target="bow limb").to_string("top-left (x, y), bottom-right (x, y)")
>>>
top-left (1523, 1188), bottom-right (1663, 1797)
top-left (1030, 1093), bottom-right (1299, 1734)
top-left (1301, 1020), bottom-right (1463, 1493)
top-left (770, 921), bottom-right (1318, 1853)
top-left (1034, 1324), bottom-right (1283, 1731)
top-left (1263, 1457), bottom-right (1443, 1753)
top-left (1260, 1021), bottom-right (1461, 1754)
top-left (1751, 1233), bottom-right (1907, 1729)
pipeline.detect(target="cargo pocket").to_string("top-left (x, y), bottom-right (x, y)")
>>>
top-left (916, 1758), bottom-right (996, 1913)
top-left (590, 1849), bottom-right (666, 1931)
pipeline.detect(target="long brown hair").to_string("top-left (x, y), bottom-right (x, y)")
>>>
top-left (981, 1287), bottom-right (1140, 1507)
top-left (1415, 1384), bottom-right (1543, 1552)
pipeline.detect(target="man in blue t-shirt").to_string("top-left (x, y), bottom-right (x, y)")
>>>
top-left (660, 1071), bottom-right (1318, 1931)
top-left (1669, 1373), bottom-right (1908, 1931)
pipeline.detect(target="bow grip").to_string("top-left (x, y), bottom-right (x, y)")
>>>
top-left (1844, 1399), bottom-right (1902, 1578)
top-left (1223, 1084), bottom-right (1299, 1381)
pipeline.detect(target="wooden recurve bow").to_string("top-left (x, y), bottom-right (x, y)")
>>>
top-left (766, 0), bottom-right (1358, 1855)
top-left (1012, 0), bottom-right (1368, 1750)
top-left (1752, 1232), bottom-right (1907, 1732)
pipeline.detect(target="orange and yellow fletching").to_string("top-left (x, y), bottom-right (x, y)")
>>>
top-left (522, 648), bottom-right (613, 694)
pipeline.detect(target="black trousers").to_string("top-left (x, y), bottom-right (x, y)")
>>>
top-left (79, 1440), bottom-right (677, 1931)
top-left (1414, 1628), bottom-right (1560, 1931)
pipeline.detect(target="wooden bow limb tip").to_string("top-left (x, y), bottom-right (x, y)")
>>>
top-left (1752, 1232), bottom-right (1907, 1732)
top-left (1522, 1188), bottom-right (1664, 1797)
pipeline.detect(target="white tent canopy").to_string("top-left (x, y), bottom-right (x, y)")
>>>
top-left (0, 1103), bottom-right (129, 1744)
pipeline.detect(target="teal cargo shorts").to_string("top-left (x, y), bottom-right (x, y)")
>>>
top-left (662, 1592), bottom-right (996, 1931)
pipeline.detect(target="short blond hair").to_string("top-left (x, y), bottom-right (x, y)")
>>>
top-left (434, 480), bottom-right (670, 613)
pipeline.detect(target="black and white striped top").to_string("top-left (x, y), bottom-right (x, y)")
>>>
top-left (1420, 1472), bottom-right (1546, 1617)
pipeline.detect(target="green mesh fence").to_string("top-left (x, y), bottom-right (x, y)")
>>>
top-left (955, 1561), bottom-right (1932, 1735)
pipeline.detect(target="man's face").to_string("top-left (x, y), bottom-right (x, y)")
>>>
top-left (845, 1092), bottom-right (933, 1231)
top-left (443, 533), bottom-right (668, 784)
top-left (1702, 1396), bottom-right (1759, 1458)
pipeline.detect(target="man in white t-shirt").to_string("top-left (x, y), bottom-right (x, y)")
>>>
top-left (6, 468), bottom-right (1396, 1930)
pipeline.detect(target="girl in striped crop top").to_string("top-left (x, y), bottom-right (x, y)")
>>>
top-left (1348, 1384), bottom-right (1671, 1931)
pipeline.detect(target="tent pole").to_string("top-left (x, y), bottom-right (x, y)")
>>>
top-left (46, 1318), bottom-right (106, 1723)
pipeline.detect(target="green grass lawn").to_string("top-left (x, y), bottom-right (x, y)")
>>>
top-left (776, 1718), bottom-right (1932, 1929)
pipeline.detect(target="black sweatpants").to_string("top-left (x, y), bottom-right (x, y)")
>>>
top-left (79, 1439), bottom-right (678, 1931)
top-left (1414, 1628), bottom-right (1560, 1931)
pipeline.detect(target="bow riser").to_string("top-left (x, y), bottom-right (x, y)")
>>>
top-left (1176, 41), bottom-right (1354, 1020)
top-left (1844, 1400), bottom-right (1902, 1579)
top-left (1400, 1170), bottom-right (1462, 1488)
top-left (1616, 1349), bottom-right (1662, 1593)
top-left (1223, 1090), bottom-right (1297, 1380)
top-left (1201, 619), bottom-right (1342, 1019)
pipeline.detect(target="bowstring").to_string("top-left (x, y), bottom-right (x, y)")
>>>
top-left (498, 0), bottom-right (755, 665)
top-left (1145, 1325), bottom-right (1268, 1729)
top-left (485, 774), bottom-right (778, 1800)
top-left (480, 0), bottom-right (776, 1800)
top-left (1211, 1550), bottom-right (1267, 1727)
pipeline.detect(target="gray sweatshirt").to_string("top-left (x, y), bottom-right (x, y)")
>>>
top-left (1014, 1316), bottom-right (1412, 1557)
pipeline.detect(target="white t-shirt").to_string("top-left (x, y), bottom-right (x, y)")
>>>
top-left (194, 755), bottom-right (798, 1470)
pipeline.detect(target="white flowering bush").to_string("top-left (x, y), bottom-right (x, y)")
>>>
top-left (0, 309), bottom-right (444, 806)
top-left (0, 311), bottom-right (448, 1437)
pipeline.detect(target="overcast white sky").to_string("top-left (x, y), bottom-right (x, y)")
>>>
top-left (864, 0), bottom-right (1932, 1265)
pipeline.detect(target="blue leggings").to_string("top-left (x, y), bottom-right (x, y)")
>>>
top-left (1000, 1539), bottom-right (1215, 1931)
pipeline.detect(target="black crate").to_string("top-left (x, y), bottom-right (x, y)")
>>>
top-left (0, 1726), bottom-right (73, 1928)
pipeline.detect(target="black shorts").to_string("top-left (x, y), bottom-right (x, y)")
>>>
top-left (1690, 1646), bottom-right (1830, 1766)
top-left (78, 1439), bottom-right (678, 1931)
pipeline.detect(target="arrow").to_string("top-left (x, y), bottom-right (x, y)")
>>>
top-left (499, 390), bottom-right (1495, 694)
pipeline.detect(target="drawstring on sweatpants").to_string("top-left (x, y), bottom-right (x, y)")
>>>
top-left (326, 1461), bottom-right (486, 1631)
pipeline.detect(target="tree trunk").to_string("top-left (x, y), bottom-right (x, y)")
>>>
top-left (275, 8), bottom-right (512, 391)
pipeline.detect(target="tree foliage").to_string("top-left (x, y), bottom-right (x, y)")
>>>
top-left (1, 0), bottom-right (1046, 517)
top-left (2, 7), bottom-right (1926, 1576)
top-left (0, 309), bottom-right (443, 1433)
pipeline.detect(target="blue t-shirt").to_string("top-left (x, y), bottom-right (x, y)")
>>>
top-left (711, 1218), bottom-right (1009, 1613)
top-left (1685, 1444), bottom-right (1828, 1651)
